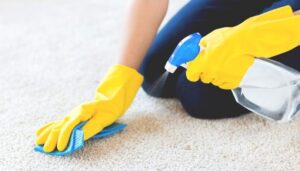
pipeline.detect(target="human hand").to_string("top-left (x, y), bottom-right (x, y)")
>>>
top-left (35, 65), bottom-right (143, 152)
top-left (186, 6), bottom-right (300, 89)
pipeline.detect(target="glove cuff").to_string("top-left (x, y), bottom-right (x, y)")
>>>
top-left (110, 64), bottom-right (144, 84)
top-left (95, 64), bottom-right (144, 115)
top-left (97, 64), bottom-right (144, 94)
top-left (241, 5), bottom-right (294, 26)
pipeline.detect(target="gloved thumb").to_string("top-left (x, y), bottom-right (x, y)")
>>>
top-left (82, 112), bottom-right (117, 140)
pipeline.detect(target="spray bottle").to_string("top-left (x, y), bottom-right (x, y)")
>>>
top-left (165, 33), bottom-right (300, 122)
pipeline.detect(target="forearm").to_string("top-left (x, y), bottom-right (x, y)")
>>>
top-left (117, 0), bottom-right (169, 69)
top-left (295, 10), bottom-right (300, 15)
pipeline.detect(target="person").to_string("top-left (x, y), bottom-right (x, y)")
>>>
top-left (35, 0), bottom-right (300, 152)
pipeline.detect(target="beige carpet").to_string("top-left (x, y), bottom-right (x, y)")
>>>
top-left (1, 0), bottom-right (300, 170)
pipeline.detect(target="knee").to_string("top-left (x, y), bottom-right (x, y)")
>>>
top-left (180, 100), bottom-right (214, 119)
top-left (177, 90), bottom-right (221, 119)
top-left (175, 74), bottom-right (217, 119)
top-left (177, 88), bottom-right (248, 119)
top-left (175, 73), bottom-right (249, 119)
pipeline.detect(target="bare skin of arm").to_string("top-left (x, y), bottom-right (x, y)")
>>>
top-left (117, 0), bottom-right (169, 70)
top-left (295, 10), bottom-right (300, 15)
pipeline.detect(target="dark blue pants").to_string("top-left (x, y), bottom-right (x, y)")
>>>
top-left (139, 0), bottom-right (300, 119)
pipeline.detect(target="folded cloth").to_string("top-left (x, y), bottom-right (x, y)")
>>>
top-left (34, 122), bottom-right (126, 156)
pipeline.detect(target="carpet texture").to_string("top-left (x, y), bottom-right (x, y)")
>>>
top-left (1, 0), bottom-right (300, 170)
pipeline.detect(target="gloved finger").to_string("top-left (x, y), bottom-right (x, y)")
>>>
top-left (35, 121), bottom-right (58, 137)
top-left (43, 129), bottom-right (59, 153)
top-left (186, 51), bottom-right (205, 82)
top-left (186, 63), bottom-right (202, 82)
top-left (36, 120), bottom-right (65, 145)
top-left (200, 73), bottom-right (214, 84)
top-left (219, 82), bottom-right (239, 90)
top-left (57, 118), bottom-right (81, 151)
top-left (211, 78), bottom-right (225, 87)
top-left (211, 77), bottom-right (225, 86)
top-left (199, 37), bottom-right (207, 47)
top-left (186, 70), bottom-right (201, 82)
top-left (35, 124), bottom-right (54, 145)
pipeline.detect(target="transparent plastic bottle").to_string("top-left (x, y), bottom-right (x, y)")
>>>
top-left (232, 58), bottom-right (300, 122)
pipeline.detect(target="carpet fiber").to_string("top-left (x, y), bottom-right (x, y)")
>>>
top-left (1, 0), bottom-right (300, 170)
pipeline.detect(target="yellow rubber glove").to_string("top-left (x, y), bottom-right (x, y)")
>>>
top-left (186, 6), bottom-right (300, 89)
top-left (35, 65), bottom-right (143, 152)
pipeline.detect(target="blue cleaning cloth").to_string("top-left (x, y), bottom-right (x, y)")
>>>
top-left (34, 122), bottom-right (126, 156)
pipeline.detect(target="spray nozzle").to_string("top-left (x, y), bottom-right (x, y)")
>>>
top-left (164, 33), bottom-right (202, 73)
